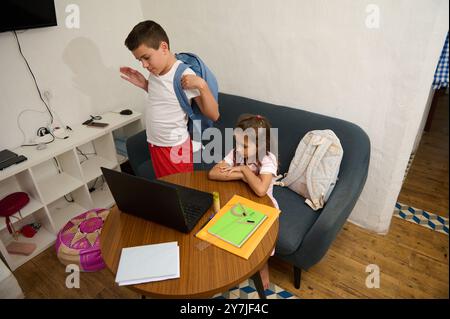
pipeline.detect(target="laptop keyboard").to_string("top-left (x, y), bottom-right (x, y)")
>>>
top-left (153, 179), bottom-right (213, 230)
top-left (182, 203), bottom-right (206, 226)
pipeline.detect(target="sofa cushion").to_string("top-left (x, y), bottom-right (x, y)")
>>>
top-left (273, 186), bottom-right (320, 255)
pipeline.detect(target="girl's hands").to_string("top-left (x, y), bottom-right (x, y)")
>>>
top-left (120, 66), bottom-right (148, 91)
top-left (220, 165), bottom-right (242, 175)
top-left (220, 165), bottom-right (248, 183)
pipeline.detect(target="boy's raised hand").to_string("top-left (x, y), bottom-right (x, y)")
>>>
top-left (182, 74), bottom-right (220, 122)
top-left (120, 66), bottom-right (148, 91)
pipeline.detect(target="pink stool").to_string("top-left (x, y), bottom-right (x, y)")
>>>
top-left (0, 192), bottom-right (30, 237)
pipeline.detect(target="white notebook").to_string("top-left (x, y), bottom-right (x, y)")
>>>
top-left (115, 241), bottom-right (180, 286)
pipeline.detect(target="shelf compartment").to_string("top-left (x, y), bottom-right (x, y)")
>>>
top-left (0, 169), bottom-right (43, 203)
top-left (0, 196), bottom-right (43, 231)
top-left (37, 173), bottom-right (84, 205)
top-left (48, 200), bottom-right (89, 233)
top-left (31, 149), bottom-right (85, 205)
top-left (2, 227), bottom-right (56, 271)
top-left (0, 169), bottom-right (45, 231)
top-left (90, 178), bottom-right (115, 209)
top-left (0, 208), bottom-right (55, 271)
top-left (80, 156), bottom-right (116, 182)
top-left (47, 185), bottom-right (93, 232)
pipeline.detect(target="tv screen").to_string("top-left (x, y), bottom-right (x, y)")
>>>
top-left (0, 0), bottom-right (57, 33)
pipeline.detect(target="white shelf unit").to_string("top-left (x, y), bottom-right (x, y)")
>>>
top-left (89, 177), bottom-right (115, 209)
top-left (77, 133), bottom-right (119, 183)
top-left (0, 111), bottom-right (142, 271)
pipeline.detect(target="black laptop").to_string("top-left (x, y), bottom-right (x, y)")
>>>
top-left (0, 149), bottom-right (27, 171)
top-left (101, 167), bottom-right (213, 233)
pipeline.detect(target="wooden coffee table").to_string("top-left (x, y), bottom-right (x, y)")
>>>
top-left (100, 170), bottom-right (279, 299)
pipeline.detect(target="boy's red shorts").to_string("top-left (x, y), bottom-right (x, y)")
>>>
top-left (148, 137), bottom-right (193, 178)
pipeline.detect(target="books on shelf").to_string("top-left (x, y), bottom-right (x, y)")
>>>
top-left (207, 202), bottom-right (267, 248)
top-left (115, 241), bottom-right (180, 286)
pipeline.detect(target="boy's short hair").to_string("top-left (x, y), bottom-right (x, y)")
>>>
top-left (125, 20), bottom-right (170, 51)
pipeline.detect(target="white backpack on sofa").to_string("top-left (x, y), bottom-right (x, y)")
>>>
top-left (276, 129), bottom-right (343, 211)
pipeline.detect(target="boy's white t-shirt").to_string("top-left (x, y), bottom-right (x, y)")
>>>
top-left (223, 150), bottom-right (279, 209)
top-left (145, 60), bottom-right (200, 147)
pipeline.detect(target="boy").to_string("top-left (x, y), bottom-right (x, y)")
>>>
top-left (120, 20), bottom-right (219, 178)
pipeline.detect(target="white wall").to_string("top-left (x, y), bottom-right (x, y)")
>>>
top-left (0, 0), bottom-right (145, 150)
top-left (141, 0), bottom-right (448, 233)
top-left (412, 87), bottom-right (435, 153)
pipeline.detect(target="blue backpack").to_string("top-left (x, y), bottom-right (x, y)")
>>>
top-left (173, 53), bottom-right (219, 141)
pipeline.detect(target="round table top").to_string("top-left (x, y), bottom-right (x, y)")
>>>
top-left (100, 170), bottom-right (278, 298)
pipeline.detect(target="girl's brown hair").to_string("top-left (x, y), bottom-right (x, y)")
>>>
top-left (233, 114), bottom-right (273, 170)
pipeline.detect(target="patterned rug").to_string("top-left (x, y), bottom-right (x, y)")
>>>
top-left (212, 279), bottom-right (298, 299)
top-left (394, 203), bottom-right (449, 235)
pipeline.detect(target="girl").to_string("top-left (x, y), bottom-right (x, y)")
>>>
top-left (208, 113), bottom-right (278, 289)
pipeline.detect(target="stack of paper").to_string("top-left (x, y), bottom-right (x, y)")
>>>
top-left (115, 241), bottom-right (180, 286)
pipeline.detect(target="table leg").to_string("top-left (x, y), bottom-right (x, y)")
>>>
top-left (251, 272), bottom-right (267, 299)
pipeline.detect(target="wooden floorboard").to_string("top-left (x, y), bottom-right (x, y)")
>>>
top-left (398, 93), bottom-right (449, 217)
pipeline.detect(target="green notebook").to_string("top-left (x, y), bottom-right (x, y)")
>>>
top-left (207, 203), bottom-right (267, 248)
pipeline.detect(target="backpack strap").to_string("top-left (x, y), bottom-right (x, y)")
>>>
top-left (173, 62), bottom-right (194, 118)
top-left (304, 135), bottom-right (333, 210)
top-left (173, 62), bottom-right (203, 140)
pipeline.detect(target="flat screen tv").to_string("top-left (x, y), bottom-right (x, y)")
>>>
top-left (0, 0), bottom-right (57, 33)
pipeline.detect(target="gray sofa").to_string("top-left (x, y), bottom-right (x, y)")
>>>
top-left (126, 92), bottom-right (371, 289)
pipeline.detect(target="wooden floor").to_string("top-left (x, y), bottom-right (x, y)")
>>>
top-left (11, 93), bottom-right (449, 299)
top-left (12, 215), bottom-right (448, 299)
top-left (398, 93), bottom-right (449, 217)
top-left (270, 217), bottom-right (448, 299)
